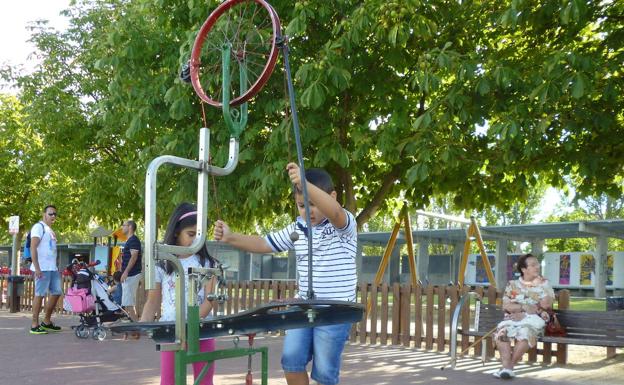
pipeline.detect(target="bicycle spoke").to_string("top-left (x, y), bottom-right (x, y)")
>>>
top-left (191, 0), bottom-right (280, 106)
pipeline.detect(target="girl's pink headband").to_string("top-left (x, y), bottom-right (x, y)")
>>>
top-left (178, 211), bottom-right (197, 222)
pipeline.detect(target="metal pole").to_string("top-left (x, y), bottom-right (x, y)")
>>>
top-left (278, 34), bottom-right (315, 299)
top-left (11, 234), bottom-right (19, 276)
top-left (144, 127), bottom-right (240, 353)
top-left (415, 210), bottom-right (471, 225)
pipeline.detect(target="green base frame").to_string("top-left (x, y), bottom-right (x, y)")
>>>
top-left (163, 305), bottom-right (269, 385)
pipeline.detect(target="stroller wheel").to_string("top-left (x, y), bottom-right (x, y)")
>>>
top-left (76, 325), bottom-right (89, 339)
top-left (92, 326), bottom-right (107, 341)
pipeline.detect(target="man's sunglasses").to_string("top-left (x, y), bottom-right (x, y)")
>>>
top-left (47, 212), bottom-right (57, 216)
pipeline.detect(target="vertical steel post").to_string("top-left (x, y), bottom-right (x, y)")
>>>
top-left (11, 234), bottom-right (19, 276)
top-left (277, 34), bottom-right (315, 299)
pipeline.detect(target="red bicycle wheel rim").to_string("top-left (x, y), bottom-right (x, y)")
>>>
top-left (190, 0), bottom-right (281, 107)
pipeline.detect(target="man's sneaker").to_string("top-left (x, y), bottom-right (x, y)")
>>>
top-left (500, 369), bottom-right (514, 379)
top-left (493, 369), bottom-right (514, 379)
top-left (40, 322), bottom-right (61, 332)
top-left (30, 325), bottom-right (48, 335)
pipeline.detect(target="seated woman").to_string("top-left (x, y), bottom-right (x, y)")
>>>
top-left (493, 253), bottom-right (554, 379)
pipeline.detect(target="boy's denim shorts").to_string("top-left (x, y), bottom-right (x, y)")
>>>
top-left (34, 271), bottom-right (63, 296)
top-left (281, 322), bottom-right (352, 385)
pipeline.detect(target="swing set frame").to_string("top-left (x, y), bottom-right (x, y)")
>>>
top-left (369, 205), bottom-right (496, 314)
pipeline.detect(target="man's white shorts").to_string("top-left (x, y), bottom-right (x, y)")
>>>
top-left (121, 273), bottom-right (142, 307)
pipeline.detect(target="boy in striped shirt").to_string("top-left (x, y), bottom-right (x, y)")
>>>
top-left (214, 162), bottom-right (357, 385)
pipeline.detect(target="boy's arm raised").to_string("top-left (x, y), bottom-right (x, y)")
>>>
top-left (287, 163), bottom-right (347, 229)
top-left (214, 220), bottom-right (272, 253)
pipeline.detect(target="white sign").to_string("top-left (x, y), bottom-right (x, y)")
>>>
top-left (8, 215), bottom-right (19, 235)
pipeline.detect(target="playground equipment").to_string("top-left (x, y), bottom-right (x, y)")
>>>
top-left (416, 210), bottom-right (495, 287)
top-left (367, 203), bottom-right (417, 313)
top-left (112, 1), bottom-right (363, 384)
top-left (369, 207), bottom-right (496, 299)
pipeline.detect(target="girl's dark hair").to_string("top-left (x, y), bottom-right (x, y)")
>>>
top-left (160, 202), bottom-right (216, 275)
top-left (516, 253), bottom-right (535, 277)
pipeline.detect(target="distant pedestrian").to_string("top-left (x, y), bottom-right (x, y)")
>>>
top-left (120, 220), bottom-right (142, 321)
top-left (29, 205), bottom-right (62, 335)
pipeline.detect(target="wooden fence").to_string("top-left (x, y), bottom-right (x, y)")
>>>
top-left (0, 276), bottom-right (570, 362)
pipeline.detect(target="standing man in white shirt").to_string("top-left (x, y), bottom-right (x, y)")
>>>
top-left (30, 205), bottom-right (62, 334)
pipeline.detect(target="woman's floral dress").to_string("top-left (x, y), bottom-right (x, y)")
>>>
top-left (495, 277), bottom-right (554, 347)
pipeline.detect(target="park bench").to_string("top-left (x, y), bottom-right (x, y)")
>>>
top-left (449, 292), bottom-right (624, 367)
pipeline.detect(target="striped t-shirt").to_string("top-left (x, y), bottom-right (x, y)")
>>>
top-left (265, 209), bottom-right (357, 302)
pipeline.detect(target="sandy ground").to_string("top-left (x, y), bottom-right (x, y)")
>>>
top-left (1, 310), bottom-right (621, 385)
top-left (517, 345), bottom-right (624, 385)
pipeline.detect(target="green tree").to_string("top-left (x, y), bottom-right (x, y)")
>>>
top-left (3, 0), bottom-right (623, 238)
top-left (0, 94), bottom-right (43, 244)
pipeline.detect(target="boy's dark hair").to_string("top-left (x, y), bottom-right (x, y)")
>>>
top-left (112, 271), bottom-right (122, 282)
top-left (43, 204), bottom-right (56, 213)
top-left (295, 168), bottom-right (335, 194)
top-left (161, 202), bottom-right (216, 275)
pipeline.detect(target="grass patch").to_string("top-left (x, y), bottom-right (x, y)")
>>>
top-left (566, 297), bottom-right (606, 311)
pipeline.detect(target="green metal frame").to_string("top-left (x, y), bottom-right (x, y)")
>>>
top-left (221, 43), bottom-right (248, 139)
top-left (167, 300), bottom-right (268, 385)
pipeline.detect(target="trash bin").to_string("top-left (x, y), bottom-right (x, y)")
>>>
top-left (606, 296), bottom-right (624, 311)
top-left (7, 275), bottom-right (25, 313)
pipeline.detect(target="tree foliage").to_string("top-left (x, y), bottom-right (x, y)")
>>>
top-left (2, 0), bottom-right (623, 240)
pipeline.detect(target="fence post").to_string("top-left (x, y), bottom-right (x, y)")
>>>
top-left (413, 283), bottom-right (423, 349)
top-left (391, 283), bottom-right (401, 345)
top-left (425, 285), bottom-right (434, 350)
top-left (360, 282), bottom-right (369, 344)
top-left (254, 281), bottom-right (262, 307)
top-left (401, 284), bottom-right (411, 347)
top-left (380, 283), bottom-right (389, 345)
top-left (437, 286), bottom-right (446, 351)
top-left (447, 285), bottom-right (458, 353)
top-left (370, 282), bottom-right (379, 344)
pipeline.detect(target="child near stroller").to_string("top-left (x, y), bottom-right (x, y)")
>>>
top-left (64, 259), bottom-right (131, 340)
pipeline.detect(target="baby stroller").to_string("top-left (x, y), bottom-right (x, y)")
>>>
top-left (64, 259), bottom-right (131, 340)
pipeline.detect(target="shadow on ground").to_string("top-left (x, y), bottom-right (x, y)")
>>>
top-left (1, 310), bottom-right (621, 385)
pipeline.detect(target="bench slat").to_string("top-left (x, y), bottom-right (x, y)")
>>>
top-left (541, 336), bottom-right (624, 347)
top-left (473, 304), bottom-right (624, 348)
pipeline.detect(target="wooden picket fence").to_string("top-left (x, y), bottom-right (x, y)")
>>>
top-left (0, 276), bottom-right (569, 362)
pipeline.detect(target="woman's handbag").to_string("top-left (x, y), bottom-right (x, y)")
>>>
top-left (544, 309), bottom-right (566, 337)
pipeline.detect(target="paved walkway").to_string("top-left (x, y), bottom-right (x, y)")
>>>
top-left (1, 310), bottom-right (621, 385)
